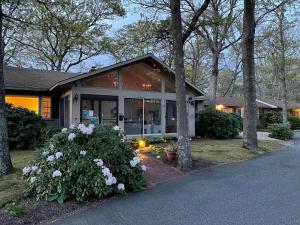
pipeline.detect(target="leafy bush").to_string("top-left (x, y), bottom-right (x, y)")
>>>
top-left (6, 104), bottom-right (45, 150)
top-left (40, 126), bottom-right (60, 144)
top-left (195, 109), bottom-right (242, 139)
top-left (4, 202), bottom-right (26, 216)
top-left (268, 124), bottom-right (294, 140)
top-left (23, 124), bottom-right (146, 203)
top-left (262, 111), bottom-right (282, 128)
top-left (288, 115), bottom-right (300, 130)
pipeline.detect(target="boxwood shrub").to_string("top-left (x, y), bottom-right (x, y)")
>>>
top-left (23, 124), bottom-right (147, 203)
top-left (268, 124), bottom-right (294, 140)
top-left (288, 115), bottom-right (300, 130)
top-left (196, 109), bottom-right (242, 139)
top-left (6, 104), bottom-right (45, 150)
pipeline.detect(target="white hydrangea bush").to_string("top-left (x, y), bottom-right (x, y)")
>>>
top-left (23, 124), bottom-right (146, 203)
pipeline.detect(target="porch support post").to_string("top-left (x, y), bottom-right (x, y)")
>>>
top-left (161, 99), bottom-right (166, 135)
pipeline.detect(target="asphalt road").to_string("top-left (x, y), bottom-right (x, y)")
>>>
top-left (51, 132), bottom-right (300, 225)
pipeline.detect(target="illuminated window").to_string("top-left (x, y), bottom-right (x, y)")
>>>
top-left (122, 63), bottom-right (161, 92)
top-left (5, 95), bottom-right (39, 115)
top-left (84, 71), bottom-right (119, 88)
top-left (41, 97), bottom-right (51, 119)
top-left (5, 95), bottom-right (52, 119)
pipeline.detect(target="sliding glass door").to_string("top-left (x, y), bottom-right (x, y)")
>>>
top-left (124, 98), bottom-right (161, 135)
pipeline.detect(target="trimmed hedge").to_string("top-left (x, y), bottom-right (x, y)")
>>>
top-left (268, 124), bottom-right (294, 140)
top-left (288, 115), bottom-right (300, 130)
top-left (6, 104), bottom-right (46, 150)
top-left (196, 109), bottom-right (242, 139)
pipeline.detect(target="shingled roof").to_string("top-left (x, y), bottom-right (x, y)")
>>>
top-left (4, 66), bottom-right (78, 91)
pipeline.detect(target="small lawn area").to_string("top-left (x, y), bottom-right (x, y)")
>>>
top-left (0, 151), bottom-right (37, 206)
top-left (190, 139), bottom-right (283, 164)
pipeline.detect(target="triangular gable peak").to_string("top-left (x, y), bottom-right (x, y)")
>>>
top-left (50, 54), bottom-right (204, 96)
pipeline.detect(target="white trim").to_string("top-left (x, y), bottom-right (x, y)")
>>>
top-left (256, 100), bottom-right (277, 108)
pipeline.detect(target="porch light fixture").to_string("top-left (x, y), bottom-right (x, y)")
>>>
top-left (73, 93), bottom-right (79, 103)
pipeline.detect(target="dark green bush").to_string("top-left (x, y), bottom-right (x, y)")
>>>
top-left (262, 111), bottom-right (282, 128)
top-left (195, 109), bottom-right (242, 139)
top-left (41, 126), bottom-right (60, 144)
top-left (268, 124), bottom-right (294, 140)
top-left (23, 124), bottom-right (146, 203)
top-left (288, 115), bottom-right (300, 130)
top-left (6, 104), bottom-right (46, 150)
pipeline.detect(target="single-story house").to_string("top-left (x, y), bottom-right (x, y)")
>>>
top-left (4, 54), bottom-right (205, 137)
top-left (207, 96), bottom-right (300, 119)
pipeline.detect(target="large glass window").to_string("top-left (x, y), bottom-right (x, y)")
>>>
top-left (166, 100), bottom-right (177, 133)
top-left (165, 75), bottom-right (176, 93)
top-left (5, 95), bottom-right (52, 119)
top-left (5, 95), bottom-right (39, 114)
top-left (84, 71), bottom-right (119, 89)
top-left (122, 63), bottom-right (161, 92)
top-left (124, 98), bottom-right (161, 135)
top-left (144, 99), bottom-right (161, 134)
top-left (41, 97), bottom-right (51, 119)
top-left (124, 98), bottom-right (143, 135)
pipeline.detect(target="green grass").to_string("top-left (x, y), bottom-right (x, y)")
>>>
top-left (0, 150), bottom-right (37, 207)
top-left (190, 139), bottom-right (283, 164)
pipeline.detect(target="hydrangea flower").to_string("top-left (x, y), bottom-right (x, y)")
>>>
top-left (117, 183), bottom-right (125, 191)
top-left (47, 155), bottom-right (55, 162)
top-left (31, 165), bottom-right (39, 172)
top-left (80, 150), bottom-right (87, 156)
top-left (30, 176), bottom-right (37, 184)
top-left (141, 165), bottom-right (147, 171)
top-left (130, 156), bottom-right (141, 167)
top-left (61, 128), bottom-right (68, 133)
top-left (94, 159), bottom-right (103, 167)
top-left (113, 125), bottom-right (120, 131)
top-left (22, 166), bottom-right (31, 176)
top-left (78, 123), bottom-right (94, 135)
top-left (101, 167), bottom-right (111, 177)
top-left (52, 170), bottom-right (62, 177)
top-left (55, 152), bottom-right (63, 159)
top-left (68, 133), bottom-right (76, 141)
top-left (49, 143), bottom-right (54, 150)
top-left (42, 151), bottom-right (49, 156)
top-left (69, 124), bottom-right (76, 129)
top-left (105, 176), bottom-right (117, 186)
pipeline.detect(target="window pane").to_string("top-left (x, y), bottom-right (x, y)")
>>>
top-left (122, 63), bottom-right (161, 92)
top-left (124, 98), bottom-right (143, 135)
top-left (101, 100), bottom-right (117, 125)
top-left (144, 99), bottom-right (161, 134)
top-left (64, 96), bottom-right (70, 128)
top-left (166, 100), bottom-right (177, 133)
top-left (5, 95), bottom-right (39, 115)
top-left (84, 71), bottom-right (119, 89)
top-left (165, 74), bottom-right (176, 93)
top-left (41, 97), bottom-right (51, 119)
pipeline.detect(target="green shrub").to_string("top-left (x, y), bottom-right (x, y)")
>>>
top-left (4, 202), bottom-right (26, 216)
top-left (268, 124), bottom-right (294, 140)
top-left (262, 111), bottom-right (282, 128)
top-left (195, 110), bottom-right (241, 139)
top-left (6, 104), bottom-right (46, 150)
top-left (41, 126), bottom-right (60, 143)
top-left (288, 115), bottom-right (300, 130)
top-left (23, 124), bottom-right (146, 203)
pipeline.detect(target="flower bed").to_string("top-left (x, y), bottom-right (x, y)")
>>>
top-left (22, 124), bottom-right (147, 203)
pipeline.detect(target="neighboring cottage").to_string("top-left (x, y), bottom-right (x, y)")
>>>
top-left (4, 54), bottom-right (205, 137)
top-left (206, 96), bottom-right (300, 119)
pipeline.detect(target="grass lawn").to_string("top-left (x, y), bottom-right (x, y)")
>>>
top-left (190, 139), bottom-right (283, 164)
top-left (0, 151), bottom-right (37, 207)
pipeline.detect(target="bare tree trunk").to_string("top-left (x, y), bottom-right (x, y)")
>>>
top-left (208, 52), bottom-right (219, 108)
top-left (242, 0), bottom-right (258, 150)
top-left (170, 0), bottom-right (192, 169)
top-left (0, 3), bottom-right (12, 175)
top-left (278, 7), bottom-right (288, 127)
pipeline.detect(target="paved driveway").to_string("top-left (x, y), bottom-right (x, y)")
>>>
top-left (51, 132), bottom-right (300, 225)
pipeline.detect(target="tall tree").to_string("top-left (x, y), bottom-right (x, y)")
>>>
top-left (242, 0), bottom-right (258, 149)
top-left (170, 0), bottom-right (210, 168)
top-left (11, 0), bottom-right (125, 71)
top-left (0, 0), bottom-right (13, 176)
